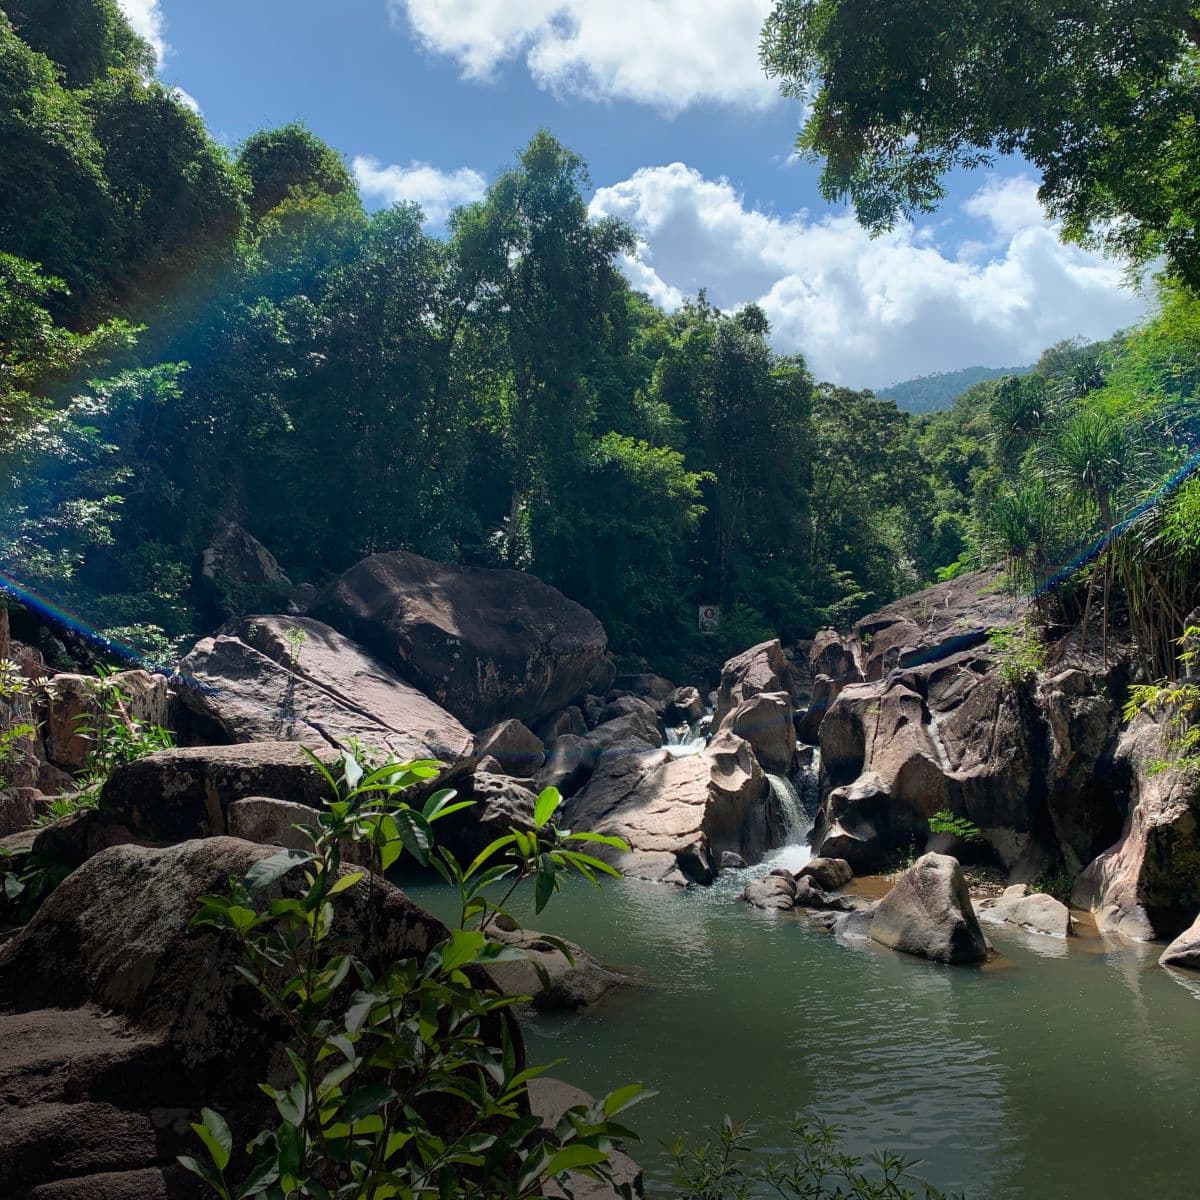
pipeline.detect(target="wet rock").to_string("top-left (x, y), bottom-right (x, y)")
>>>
top-left (0, 838), bottom-right (452, 1198)
top-left (1074, 715), bottom-right (1200, 940)
top-left (976, 884), bottom-right (1073, 937)
top-left (98, 741), bottom-right (344, 846)
top-left (716, 691), bottom-right (795, 775)
top-left (1159, 913), bottom-right (1200, 971)
top-left (869, 853), bottom-right (988, 964)
top-left (311, 550), bottom-right (607, 730)
top-left (178, 616), bottom-right (473, 773)
top-left (797, 857), bottom-right (853, 890)
top-left (473, 719), bottom-right (545, 779)
top-left (742, 874), bottom-right (796, 910)
top-left (720, 850), bottom-right (748, 870)
top-left (566, 731), bottom-right (770, 886)
top-left (792, 875), bottom-right (830, 909)
top-left (485, 923), bottom-right (623, 1011)
top-left (712, 639), bottom-right (800, 729)
top-left (812, 772), bottom-right (892, 873)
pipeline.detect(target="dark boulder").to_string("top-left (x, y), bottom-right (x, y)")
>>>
top-left (310, 550), bottom-right (607, 730)
top-left (869, 853), bottom-right (988, 964)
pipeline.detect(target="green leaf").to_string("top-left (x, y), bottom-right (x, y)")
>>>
top-left (534, 852), bottom-right (557, 913)
top-left (439, 929), bottom-right (486, 972)
top-left (177, 1155), bottom-right (226, 1196)
top-left (242, 848), bottom-right (313, 892)
top-left (534, 786), bottom-right (561, 829)
top-left (342, 1082), bottom-right (398, 1122)
top-left (190, 1107), bottom-right (232, 1172)
top-left (545, 1144), bottom-right (609, 1176)
top-left (326, 870), bottom-right (364, 896)
top-left (392, 807), bottom-right (433, 866)
top-left (603, 1084), bottom-right (653, 1118)
top-left (465, 833), bottom-right (519, 879)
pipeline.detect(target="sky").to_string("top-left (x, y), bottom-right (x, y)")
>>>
top-left (119, 0), bottom-right (1149, 390)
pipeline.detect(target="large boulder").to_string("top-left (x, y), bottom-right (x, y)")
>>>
top-left (741, 873), bottom-right (796, 910)
top-left (177, 616), bottom-right (473, 773)
top-left (869, 853), bottom-right (988, 964)
top-left (712, 640), bottom-right (799, 729)
top-left (0, 838), bottom-right (451, 1199)
top-left (310, 550), bottom-right (607, 730)
top-left (716, 691), bottom-right (794, 775)
top-left (535, 734), bottom-right (599, 798)
top-left (434, 773), bottom-right (537, 864)
top-left (1074, 715), bottom-right (1200, 940)
top-left (98, 742), bottom-right (344, 847)
top-left (473, 720), bottom-right (545, 779)
top-left (797, 856), bottom-right (853, 891)
top-left (1159, 913), bottom-right (1200, 971)
top-left (565, 730), bottom-right (771, 886)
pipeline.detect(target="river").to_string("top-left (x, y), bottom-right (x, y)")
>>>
top-left (403, 844), bottom-right (1200, 1199)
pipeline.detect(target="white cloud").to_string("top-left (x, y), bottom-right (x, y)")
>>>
top-left (171, 86), bottom-right (201, 114)
top-left (391, 0), bottom-right (777, 113)
top-left (117, 0), bottom-right (168, 65)
top-left (589, 164), bottom-right (1147, 388)
top-left (352, 156), bottom-right (487, 226)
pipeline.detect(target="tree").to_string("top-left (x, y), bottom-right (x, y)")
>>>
top-left (238, 123), bottom-right (357, 220)
top-left (2, 0), bottom-right (153, 86)
top-left (761, 1), bottom-right (1200, 284)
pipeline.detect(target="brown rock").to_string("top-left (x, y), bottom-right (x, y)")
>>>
top-left (797, 856), bottom-right (853, 890)
top-left (1160, 913), bottom-right (1200, 971)
top-left (742, 873), bottom-right (796, 910)
top-left (310, 550), bottom-right (607, 730)
top-left (717, 691), bottom-right (794, 774)
top-left (712, 639), bottom-right (799, 728)
top-left (485, 925), bottom-right (623, 1011)
top-left (976, 884), bottom-right (1073, 937)
top-left (43, 672), bottom-right (172, 774)
top-left (473, 719), bottom-right (545, 778)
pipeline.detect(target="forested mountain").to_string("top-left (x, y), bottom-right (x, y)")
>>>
top-left (2, 0), bottom-right (1198, 681)
top-left (878, 365), bottom-right (1032, 414)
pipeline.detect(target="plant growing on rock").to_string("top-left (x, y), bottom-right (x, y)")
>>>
top-left (987, 622), bottom-right (1047, 687)
top-left (1123, 625), bottom-right (1200, 775)
top-left (181, 749), bottom-right (646, 1199)
top-left (927, 811), bottom-right (985, 845)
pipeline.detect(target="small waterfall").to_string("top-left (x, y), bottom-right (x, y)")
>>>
top-left (664, 713), bottom-right (711, 758)
top-left (765, 772), bottom-right (814, 873)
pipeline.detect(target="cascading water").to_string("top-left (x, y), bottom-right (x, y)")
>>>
top-left (664, 714), bottom-right (711, 758)
top-left (764, 771), bottom-right (814, 873)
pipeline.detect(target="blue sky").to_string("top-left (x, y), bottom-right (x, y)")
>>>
top-left (120, 0), bottom-right (1147, 389)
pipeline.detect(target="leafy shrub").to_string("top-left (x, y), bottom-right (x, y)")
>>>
top-left (1123, 625), bottom-right (1200, 775)
top-left (927, 810), bottom-right (985, 845)
top-left (181, 750), bottom-right (647, 1199)
top-left (987, 622), bottom-right (1047, 687)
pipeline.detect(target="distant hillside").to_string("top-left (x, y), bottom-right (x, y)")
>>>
top-left (877, 364), bottom-right (1033, 414)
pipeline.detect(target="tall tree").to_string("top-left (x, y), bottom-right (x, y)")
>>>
top-left (761, 1), bottom-right (1200, 285)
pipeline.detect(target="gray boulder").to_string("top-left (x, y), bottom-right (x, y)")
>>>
top-left (485, 922), bottom-right (623, 1011)
top-left (177, 616), bottom-right (473, 773)
top-left (473, 719), bottom-right (545, 778)
top-left (869, 853), bottom-right (988, 964)
top-left (310, 550), bottom-right (607, 730)
top-left (712, 639), bottom-right (799, 728)
top-left (742, 874), bottom-right (796, 910)
top-left (716, 691), bottom-right (795, 775)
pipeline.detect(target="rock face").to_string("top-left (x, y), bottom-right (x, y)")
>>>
top-left (565, 730), bottom-right (771, 886)
top-left (1159, 913), bottom-right (1200, 971)
top-left (716, 691), bottom-right (795, 775)
top-left (177, 616), bottom-right (473, 772)
top-left (976, 884), bottom-right (1073, 938)
top-left (0, 838), bottom-right (450, 1199)
top-left (434, 773), bottom-right (537, 864)
top-left (473, 719), bottom-right (545, 778)
top-left (712, 640), bottom-right (799, 729)
top-left (98, 741), bottom-right (344, 846)
top-left (311, 550), bottom-right (607, 731)
top-left (1073, 716), bottom-right (1200, 940)
top-left (869, 854), bottom-right (988, 964)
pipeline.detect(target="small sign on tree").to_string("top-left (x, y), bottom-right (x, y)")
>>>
top-left (698, 604), bottom-right (720, 634)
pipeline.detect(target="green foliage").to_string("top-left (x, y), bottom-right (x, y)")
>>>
top-left (670, 1115), bottom-right (957, 1200)
top-left (1032, 869), bottom-right (1074, 905)
top-left (238, 124), bottom-right (357, 220)
top-left (927, 811), bottom-right (985, 845)
top-left (987, 623), bottom-right (1048, 687)
top-left (878, 365), bottom-right (1033, 415)
top-left (761, 0), bottom-right (1200, 287)
top-left (1124, 626), bottom-right (1200, 775)
top-left (0, 848), bottom-right (70, 927)
top-left (181, 751), bottom-right (645, 1199)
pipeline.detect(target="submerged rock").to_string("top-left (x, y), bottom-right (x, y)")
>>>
top-left (976, 884), bottom-right (1073, 938)
top-left (310, 550), bottom-right (607, 730)
top-left (485, 922), bottom-right (623, 1011)
top-left (869, 853), bottom-right (988, 965)
top-left (1159, 913), bottom-right (1200, 971)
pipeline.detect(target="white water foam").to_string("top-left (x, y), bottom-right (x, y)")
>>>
top-left (764, 771), bottom-right (814, 873)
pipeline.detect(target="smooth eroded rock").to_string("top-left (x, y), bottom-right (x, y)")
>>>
top-left (869, 853), bottom-right (988, 964)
